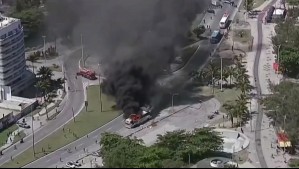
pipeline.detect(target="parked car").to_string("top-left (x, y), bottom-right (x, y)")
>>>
top-left (18, 123), bottom-right (30, 129)
top-left (74, 161), bottom-right (82, 167)
top-left (66, 162), bottom-right (76, 168)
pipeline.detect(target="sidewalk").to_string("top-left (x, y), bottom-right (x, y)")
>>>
top-left (241, 0), bottom-right (288, 168)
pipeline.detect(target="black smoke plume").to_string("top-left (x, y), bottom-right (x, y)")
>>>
top-left (45, 0), bottom-right (209, 118)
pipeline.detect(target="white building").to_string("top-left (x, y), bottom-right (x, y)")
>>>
top-left (0, 86), bottom-right (37, 130)
top-left (0, 15), bottom-right (32, 94)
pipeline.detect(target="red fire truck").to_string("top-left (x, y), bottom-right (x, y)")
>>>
top-left (77, 68), bottom-right (97, 80)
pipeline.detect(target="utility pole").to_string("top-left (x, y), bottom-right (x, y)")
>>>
top-left (171, 93), bottom-right (179, 113)
top-left (98, 63), bottom-right (103, 112)
top-left (250, 101), bottom-right (253, 132)
top-left (81, 34), bottom-right (84, 68)
top-left (72, 107), bottom-right (75, 122)
top-left (42, 35), bottom-right (46, 64)
top-left (31, 105), bottom-right (36, 157)
top-left (220, 56), bottom-right (223, 92)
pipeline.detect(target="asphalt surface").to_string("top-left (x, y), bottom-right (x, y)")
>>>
top-left (25, 2), bottom-right (241, 168)
top-left (254, 1), bottom-right (277, 168)
top-left (0, 49), bottom-right (85, 165)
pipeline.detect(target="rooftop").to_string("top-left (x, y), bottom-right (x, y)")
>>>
top-left (0, 108), bottom-right (14, 119)
top-left (0, 15), bottom-right (18, 29)
top-left (273, 8), bottom-right (285, 15)
top-left (0, 96), bottom-right (36, 111)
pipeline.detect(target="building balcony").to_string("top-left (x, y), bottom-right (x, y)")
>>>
top-left (0, 50), bottom-right (24, 67)
top-left (0, 27), bottom-right (23, 44)
top-left (0, 57), bottom-right (25, 76)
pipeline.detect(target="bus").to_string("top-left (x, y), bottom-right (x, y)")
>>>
top-left (210, 30), bottom-right (222, 44)
top-left (219, 13), bottom-right (230, 29)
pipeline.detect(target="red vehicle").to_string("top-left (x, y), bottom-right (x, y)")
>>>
top-left (77, 68), bottom-right (97, 80)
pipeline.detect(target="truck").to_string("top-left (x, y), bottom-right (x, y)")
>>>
top-left (211, 0), bottom-right (220, 6)
top-left (77, 68), bottom-right (97, 80)
top-left (124, 106), bottom-right (152, 129)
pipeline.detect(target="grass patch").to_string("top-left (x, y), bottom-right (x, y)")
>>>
top-left (253, 0), bottom-right (266, 9)
top-left (198, 86), bottom-right (241, 113)
top-left (289, 158), bottom-right (299, 168)
top-left (1, 85), bottom-right (119, 168)
top-left (0, 125), bottom-right (19, 147)
top-left (12, 131), bottom-right (26, 144)
top-left (233, 29), bottom-right (252, 44)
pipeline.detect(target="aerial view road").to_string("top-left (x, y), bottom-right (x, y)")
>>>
top-left (24, 1), bottom-right (242, 168)
top-left (0, 49), bottom-right (85, 165)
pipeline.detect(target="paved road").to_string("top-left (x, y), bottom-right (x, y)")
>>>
top-left (0, 49), bottom-right (85, 165)
top-left (25, 2), bottom-right (241, 168)
top-left (254, 0), bottom-right (277, 168)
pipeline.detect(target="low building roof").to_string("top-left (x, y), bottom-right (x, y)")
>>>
top-left (273, 9), bottom-right (285, 15)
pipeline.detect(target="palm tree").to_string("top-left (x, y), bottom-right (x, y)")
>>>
top-left (206, 62), bottom-right (220, 94)
top-left (26, 54), bottom-right (39, 74)
top-left (190, 70), bottom-right (206, 84)
top-left (35, 79), bottom-right (51, 119)
top-left (223, 102), bottom-right (238, 127)
top-left (224, 66), bottom-right (235, 86)
top-left (235, 94), bottom-right (249, 125)
top-left (37, 66), bottom-right (54, 80)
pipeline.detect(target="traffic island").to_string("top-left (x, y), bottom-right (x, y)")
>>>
top-left (0, 85), bottom-right (119, 168)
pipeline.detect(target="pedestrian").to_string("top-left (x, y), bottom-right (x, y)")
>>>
top-left (14, 145), bottom-right (17, 150)
top-left (95, 140), bottom-right (98, 144)
top-left (221, 5), bottom-right (223, 8)
top-left (60, 157), bottom-right (62, 162)
top-left (271, 142), bottom-right (273, 148)
top-left (211, 16), bottom-right (212, 20)
top-left (237, 133), bottom-right (240, 139)
top-left (87, 134), bottom-right (89, 138)
top-left (95, 158), bottom-right (97, 162)
top-left (276, 148), bottom-right (279, 155)
top-left (83, 148), bottom-right (86, 152)
top-left (231, 45), bottom-right (234, 51)
top-left (9, 137), bottom-right (12, 142)
top-left (203, 19), bottom-right (205, 24)
top-left (241, 128), bottom-right (244, 134)
top-left (210, 29), bottom-right (212, 33)
top-left (11, 156), bottom-right (13, 161)
top-left (68, 128), bottom-right (71, 133)
top-left (271, 154), bottom-right (274, 158)
top-left (207, 25), bottom-right (209, 29)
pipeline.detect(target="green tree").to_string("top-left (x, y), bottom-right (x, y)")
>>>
top-left (37, 66), bottom-right (53, 81)
top-left (223, 101), bottom-right (238, 127)
top-left (26, 53), bottom-right (39, 74)
top-left (262, 81), bottom-right (299, 153)
top-left (192, 25), bottom-right (206, 38)
top-left (245, 0), bottom-right (254, 11)
top-left (11, 7), bottom-right (44, 37)
top-left (100, 128), bottom-right (223, 168)
top-left (224, 66), bottom-right (235, 86)
top-left (206, 62), bottom-right (220, 94)
top-left (279, 48), bottom-right (299, 77)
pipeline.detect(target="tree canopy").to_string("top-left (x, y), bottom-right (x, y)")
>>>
top-left (272, 17), bottom-right (299, 78)
top-left (262, 81), bottom-right (299, 152)
top-left (100, 128), bottom-right (223, 168)
top-left (10, 0), bottom-right (44, 38)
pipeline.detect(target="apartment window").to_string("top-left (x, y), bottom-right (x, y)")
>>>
top-left (0, 34), bottom-right (6, 40)
top-left (8, 31), bottom-right (13, 36)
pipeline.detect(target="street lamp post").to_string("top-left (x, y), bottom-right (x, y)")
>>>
top-left (42, 35), bottom-right (46, 64)
top-left (81, 34), bottom-right (84, 68)
top-left (250, 100), bottom-right (253, 132)
top-left (220, 56), bottom-right (223, 92)
top-left (31, 105), bottom-right (36, 157)
top-left (171, 93), bottom-right (179, 113)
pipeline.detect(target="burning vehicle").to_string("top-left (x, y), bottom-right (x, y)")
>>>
top-left (124, 105), bottom-right (153, 129)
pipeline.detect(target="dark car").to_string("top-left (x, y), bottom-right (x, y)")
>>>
top-left (18, 123), bottom-right (30, 129)
top-left (207, 9), bottom-right (215, 14)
